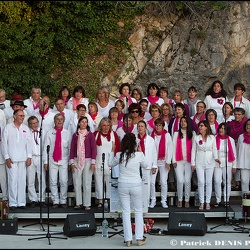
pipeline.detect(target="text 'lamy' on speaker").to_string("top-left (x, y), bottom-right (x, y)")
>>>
top-left (63, 213), bottom-right (97, 237)
top-left (167, 212), bottom-right (207, 236)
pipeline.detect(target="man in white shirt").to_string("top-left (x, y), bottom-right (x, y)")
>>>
top-left (24, 86), bottom-right (42, 116)
top-left (1, 109), bottom-right (32, 210)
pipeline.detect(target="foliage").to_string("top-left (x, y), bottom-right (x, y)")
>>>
top-left (0, 1), bottom-right (231, 102)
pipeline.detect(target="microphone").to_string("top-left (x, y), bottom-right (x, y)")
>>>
top-left (43, 101), bottom-right (47, 106)
top-left (102, 153), bottom-right (105, 162)
top-left (47, 145), bottom-right (50, 153)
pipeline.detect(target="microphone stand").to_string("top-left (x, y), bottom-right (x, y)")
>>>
top-left (28, 145), bottom-right (68, 245)
top-left (23, 102), bottom-right (56, 230)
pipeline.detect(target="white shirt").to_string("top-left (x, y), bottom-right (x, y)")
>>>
top-left (24, 97), bottom-right (42, 116)
top-left (66, 97), bottom-right (89, 113)
top-left (109, 151), bottom-right (148, 183)
top-left (96, 100), bottom-right (115, 118)
top-left (54, 108), bottom-right (75, 130)
top-left (2, 122), bottom-right (32, 161)
top-left (236, 133), bottom-right (250, 169)
top-left (43, 128), bottom-right (71, 165)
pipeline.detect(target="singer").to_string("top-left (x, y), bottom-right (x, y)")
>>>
top-left (43, 113), bottom-right (71, 209)
top-left (93, 117), bottom-right (120, 208)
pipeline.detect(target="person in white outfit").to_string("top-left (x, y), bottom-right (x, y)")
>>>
top-left (236, 118), bottom-right (250, 196)
top-left (0, 125), bottom-right (8, 201)
top-left (191, 119), bottom-right (219, 211)
top-left (150, 118), bottom-right (173, 208)
top-left (93, 117), bottom-right (120, 208)
top-left (43, 113), bottom-right (71, 209)
top-left (137, 120), bottom-right (158, 208)
top-left (27, 116), bottom-right (46, 208)
top-left (172, 116), bottom-right (196, 208)
top-left (66, 85), bottom-right (89, 113)
top-left (109, 133), bottom-right (148, 247)
top-left (24, 86), bottom-right (42, 116)
top-left (69, 116), bottom-right (97, 210)
top-left (2, 109), bottom-right (32, 210)
top-left (214, 122), bottom-right (237, 207)
top-left (203, 80), bottom-right (229, 123)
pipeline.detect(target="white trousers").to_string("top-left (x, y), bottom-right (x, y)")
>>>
top-left (154, 160), bottom-right (169, 202)
top-left (141, 168), bottom-right (151, 206)
top-left (118, 182), bottom-right (144, 242)
top-left (94, 168), bottom-right (111, 199)
top-left (196, 166), bottom-right (214, 204)
top-left (49, 160), bottom-right (68, 205)
top-left (72, 160), bottom-right (94, 206)
top-left (214, 166), bottom-right (232, 203)
top-left (7, 161), bottom-right (26, 207)
top-left (241, 169), bottom-right (250, 195)
top-left (0, 164), bottom-right (8, 200)
top-left (26, 155), bottom-right (46, 202)
top-left (174, 161), bottom-right (192, 202)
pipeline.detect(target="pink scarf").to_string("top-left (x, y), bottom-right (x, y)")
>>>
top-left (176, 132), bottom-right (192, 162)
top-left (216, 135), bottom-right (235, 162)
top-left (53, 127), bottom-right (63, 162)
top-left (138, 133), bottom-right (146, 154)
top-left (147, 119), bottom-right (155, 130)
top-left (173, 118), bottom-right (179, 133)
top-left (243, 132), bottom-right (250, 144)
top-left (122, 124), bottom-right (134, 133)
top-left (39, 108), bottom-right (49, 118)
top-left (151, 129), bottom-right (167, 160)
top-left (72, 97), bottom-right (83, 111)
top-left (147, 95), bottom-right (159, 104)
top-left (119, 94), bottom-right (133, 106)
top-left (77, 129), bottom-right (88, 171)
top-left (193, 113), bottom-right (206, 124)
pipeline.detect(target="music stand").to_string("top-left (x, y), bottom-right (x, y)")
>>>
top-left (28, 145), bottom-right (68, 244)
top-left (23, 102), bottom-right (56, 230)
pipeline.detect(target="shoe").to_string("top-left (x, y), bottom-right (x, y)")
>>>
top-left (18, 206), bottom-right (26, 209)
top-left (137, 236), bottom-right (146, 246)
top-left (199, 203), bottom-right (204, 210)
top-left (40, 202), bottom-right (47, 208)
top-left (161, 201), bottom-right (168, 208)
top-left (126, 241), bottom-right (132, 247)
top-left (149, 200), bottom-right (156, 208)
top-left (177, 201), bottom-right (182, 208)
top-left (10, 206), bottom-right (16, 211)
top-left (185, 202), bottom-right (190, 208)
top-left (84, 206), bottom-right (91, 211)
top-left (74, 205), bottom-right (82, 209)
top-left (206, 203), bottom-right (211, 210)
top-left (225, 202), bottom-right (230, 207)
top-left (30, 201), bottom-right (36, 208)
top-left (61, 204), bottom-right (68, 209)
top-left (52, 204), bottom-right (59, 208)
top-left (214, 202), bottom-right (220, 207)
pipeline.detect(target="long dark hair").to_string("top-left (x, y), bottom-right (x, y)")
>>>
top-left (178, 116), bottom-right (193, 140)
top-left (119, 133), bottom-right (136, 166)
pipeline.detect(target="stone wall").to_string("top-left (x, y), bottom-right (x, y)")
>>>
top-left (106, 2), bottom-right (250, 101)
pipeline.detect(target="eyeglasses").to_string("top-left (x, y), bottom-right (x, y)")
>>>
top-left (151, 110), bottom-right (159, 112)
top-left (162, 108), bottom-right (169, 111)
top-left (78, 109), bottom-right (86, 112)
top-left (131, 110), bottom-right (139, 113)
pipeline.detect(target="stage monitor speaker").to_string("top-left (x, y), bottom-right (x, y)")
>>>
top-left (168, 212), bottom-right (207, 236)
top-left (63, 213), bottom-right (97, 237)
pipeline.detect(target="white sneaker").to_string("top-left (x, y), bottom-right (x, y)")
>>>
top-left (161, 201), bottom-right (168, 208)
top-left (149, 200), bottom-right (156, 208)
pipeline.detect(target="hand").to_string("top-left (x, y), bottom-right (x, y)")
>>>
top-left (215, 159), bottom-right (221, 165)
top-left (6, 158), bottom-right (13, 168)
top-left (173, 162), bottom-right (177, 168)
top-left (26, 158), bottom-right (32, 167)
top-left (191, 165), bottom-right (196, 172)
top-left (44, 164), bottom-right (48, 171)
top-left (111, 141), bottom-right (116, 152)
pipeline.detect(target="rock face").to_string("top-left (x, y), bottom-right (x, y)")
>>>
top-left (107, 2), bottom-right (250, 101)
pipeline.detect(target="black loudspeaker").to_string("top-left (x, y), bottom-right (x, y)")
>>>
top-left (168, 212), bottom-right (207, 236)
top-left (63, 213), bottom-right (97, 237)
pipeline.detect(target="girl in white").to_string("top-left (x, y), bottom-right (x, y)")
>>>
top-left (214, 122), bottom-right (236, 207)
top-left (172, 117), bottom-right (196, 208)
top-left (109, 133), bottom-right (148, 247)
top-left (150, 118), bottom-right (173, 208)
top-left (137, 120), bottom-right (158, 208)
top-left (191, 120), bottom-right (219, 210)
top-left (204, 80), bottom-right (229, 123)
top-left (236, 118), bottom-right (250, 195)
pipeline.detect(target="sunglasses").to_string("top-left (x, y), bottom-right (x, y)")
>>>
top-left (131, 110), bottom-right (139, 113)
